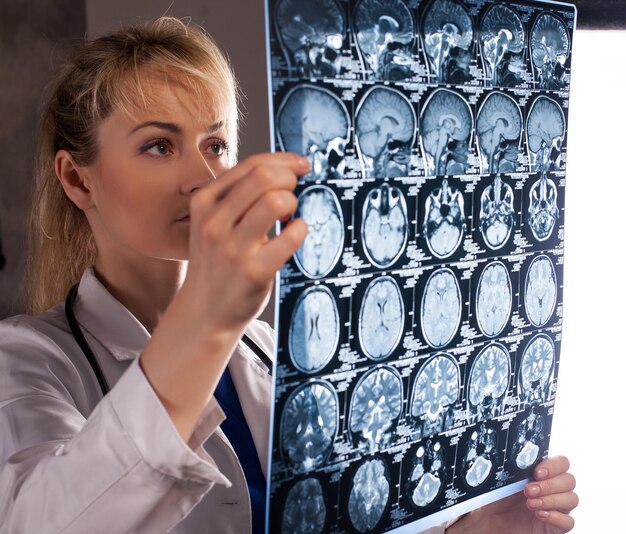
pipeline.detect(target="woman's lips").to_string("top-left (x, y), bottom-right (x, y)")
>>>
top-left (176, 215), bottom-right (190, 222)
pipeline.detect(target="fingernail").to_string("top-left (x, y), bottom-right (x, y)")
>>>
top-left (528, 485), bottom-right (541, 496)
top-left (536, 468), bottom-right (548, 480)
top-left (528, 498), bottom-right (543, 509)
top-left (537, 510), bottom-right (550, 519)
top-left (298, 156), bottom-right (310, 168)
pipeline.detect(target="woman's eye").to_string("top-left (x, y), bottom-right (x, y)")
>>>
top-left (207, 140), bottom-right (228, 156)
top-left (141, 139), bottom-right (172, 157)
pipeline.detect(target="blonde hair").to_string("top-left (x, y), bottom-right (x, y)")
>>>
top-left (27, 17), bottom-right (240, 313)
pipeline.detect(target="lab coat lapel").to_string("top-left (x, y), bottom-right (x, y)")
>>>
top-left (228, 343), bottom-right (272, 480)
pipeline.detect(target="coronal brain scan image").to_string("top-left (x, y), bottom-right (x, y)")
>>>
top-left (348, 458), bottom-right (390, 533)
top-left (479, 4), bottom-right (526, 87)
top-left (289, 286), bottom-right (340, 373)
top-left (479, 174), bottom-right (515, 250)
top-left (423, 178), bottom-right (466, 259)
top-left (277, 85), bottom-right (349, 181)
top-left (353, 0), bottom-right (415, 80)
top-left (513, 407), bottom-right (545, 470)
top-left (294, 186), bottom-right (344, 278)
top-left (524, 255), bottom-right (557, 327)
top-left (282, 478), bottom-right (327, 534)
top-left (476, 261), bottom-right (512, 337)
top-left (519, 334), bottom-right (555, 404)
top-left (349, 366), bottom-right (403, 451)
top-left (530, 12), bottom-right (570, 89)
top-left (526, 96), bottom-right (565, 174)
top-left (362, 183), bottom-right (408, 268)
top-left (408, 440), bottom-right (446, 508)
top-left (410, 353), bottom-right (459, 437)
top-left (421, 268), bottom-right (462, 349)
top-left (528, 174), bottom-right (558, 242)
top-left (476, 92), bottom-right (522, 174)
top-left (463, 424), bottom-right (498, 488)
top-left (422, 0), bottom-right (473, 83)
top-left (355, 86), bottom-right (415, 178)
top-left (280, 382), bottom-right (338, 473)
top-left (468, 344), bottom-right (510, 421)
top-left (359, 276), bottom-right (405, 359)
top-left (421, 89), bottom-right (473, 176)
top-left (275, 0), bottom-right (346, 78)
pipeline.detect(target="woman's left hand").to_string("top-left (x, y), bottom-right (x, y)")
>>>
top-left (448, 456), bottom-right (578, 533)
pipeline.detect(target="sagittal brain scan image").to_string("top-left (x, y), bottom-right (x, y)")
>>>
top-left (524, 255), bottom-right (557, 327)
top-left (280, 382), bottom-right (338, 473)
top-left (479, 4), bottom-right (526, 87)
top-left (355, 86), bottom-right (415, 178)
top-left (359, 276), bottom-right (405, 359)
top-left (528, 174), bottom-right (559, 242)
top-left (421, 268), bottom-right (462, 348)
top-left (479, 175), bottom-right (515, 250)
top-left (530, 12), bottom-right (570, 89)
top-left (348, 458), bottom-right (390, 532)
top-left (519, 334), bottom-right (555, 404)
top-left (421, 89), bottom-right (473, 176)
top-left (349, 366), bottom-right (403, 451)
top-left (468, 344), bottom-right (510, 422)
top-left (423, 178), bottom-right (466, 258)
top-left (476, 92), bottom-right (522, 174)
top-left (289, 286), bottom-right (340, 373)
top-left (282, 478), bottom-right (327, 534)
top-left (422, 0), bottom-right (473, 84)
top-left (362, 183), bottom-right (408, 268)
top-left (275, 0), bottom-right (346, 78)
top-left (408, 441), bottom-right (446, 508)
top-left (526, 96), bottom-right (565, 174)
top-left (277, 85), bottom-right (350, 181)
top-left (294, 186), bottom-right (344, 278)
top-left (476, 261), bottom-right (512, 337)
top-left (410, 353), bottom-right (459, 438)
top-left (463, 424), bottom-right (498, 488)
top-left (353, 0), bottom-right (415, 80)
top-left (513, 407), bottom-right (545, 470)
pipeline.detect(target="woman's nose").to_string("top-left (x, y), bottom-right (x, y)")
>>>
top-left (180, 151), bottom-right (218, 195)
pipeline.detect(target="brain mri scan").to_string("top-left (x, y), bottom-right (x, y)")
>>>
top-left (349, 366), bottom-right (403, 451)
top-left (280, 381), bottom-right (338, 473)
top-left (526, 96), bottom-right (565, 174)
top-left (513, 407), bottom-right (545, 470)
top-left (422, 0), bottom-right (473, 83)
top-left (479, 174), bottom-right (515, 250)
top-left (275, 0), bottom-right (346, 78)
top-left (476, 261), bottom-right (512, 337)
top-left (421, 268), bottom-right (462, 349)
top-left (423, 178), bottom-right (466, 258)
top-left (420, 89), bottom-right (473, 176)
top-left (524, 255), bottom-right (557, 327)
top-left (359, 276), bottom-right (405, 359)
top-left (528, 174), bottom-right (559, 242)
top-left (408, 440), bottom-right (446, 508)
top-left (353, 0), bottom-right (415, 80)
top-left (468, 344), bottom-right (511, 422)
top-left (530, 12), bottom-right (570, 89)
top-left (289, 286), bottom-right (340, 373)
top-left (362, 183), bottom-right (408, 268)
top-left (355, 86), bottom-right (415, 178)
top-left (519, 334), bottom-right (555, 404)
top-left (282, 478), bottom-right (327, 534)
top-left (479, 4), bottom-right (526, 87)
top-left (462, 424), bottom-right (498, 488)
top-left (410, 353), bottom-right (460, 438)
top-left (348, 458), bottom-right (390, 533)
top-left (476, 92), bottom-right (522, 174)
top-left (277, 85), bottom-right (350, 181)
top-left (294, 186), bottom-right (344, 278)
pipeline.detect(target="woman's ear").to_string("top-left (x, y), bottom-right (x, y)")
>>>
top-left (55, 150), bottom-right (95, 210)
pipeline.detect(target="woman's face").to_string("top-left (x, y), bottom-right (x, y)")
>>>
top-left (83, 78), bottom-right (231, 264)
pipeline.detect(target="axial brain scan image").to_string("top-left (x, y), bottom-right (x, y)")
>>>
top-left (348, 458), bottom-right (390, 532)
top-left (519, 334), bottom-right (554, 404)
top-left (528, 174), bottom-right (559, 242)
top-left (408, 440), bottom-right (446, 508)
top-left (479, 175), bottom-right (515, 250)
top-left (421, 268), bottom-right (462, 348)
top-left (423, 178), bottom-right (466, 258)
top-left (282, 478), bottom-right (327, 534)
top-left (524, 255), bottom-right (557, 327)
top-left (476, 261), bottom-right (512, 337)
top-left (463, 424), bottom-right (498, 488)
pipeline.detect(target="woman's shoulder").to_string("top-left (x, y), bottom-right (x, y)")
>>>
top-left (0, 303), bottom-right (70, 350)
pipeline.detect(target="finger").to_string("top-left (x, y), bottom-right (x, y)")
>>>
top-left (525, 472), bottom-right (576, 499)
top-left (526, 490), bottom-right (579, 514)
top-left (534, 455), bottom-right (571, 480)
top-left (255, 218), bottom-right (308, 277)
top-left (534, 510), bottom-right (575, 532)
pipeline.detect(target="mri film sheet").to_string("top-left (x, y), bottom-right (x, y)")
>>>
top-left (266, 0), bottom-right (575, 532)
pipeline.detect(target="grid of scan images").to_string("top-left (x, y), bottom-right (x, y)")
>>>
top-left (265, 0), bottom-right (575, 532)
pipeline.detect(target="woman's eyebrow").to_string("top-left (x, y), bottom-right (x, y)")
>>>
top-left (129, 120), bottom-right (224, 135)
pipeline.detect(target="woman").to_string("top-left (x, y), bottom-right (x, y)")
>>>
top-left (0, 17), bottom-right (577, 534)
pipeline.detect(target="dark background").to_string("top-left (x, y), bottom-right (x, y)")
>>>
top-left (0, 0), bottom-right (624, 319)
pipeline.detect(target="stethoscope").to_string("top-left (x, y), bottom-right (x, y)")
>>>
top-left (64, 284), bottom-right (273, 397)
